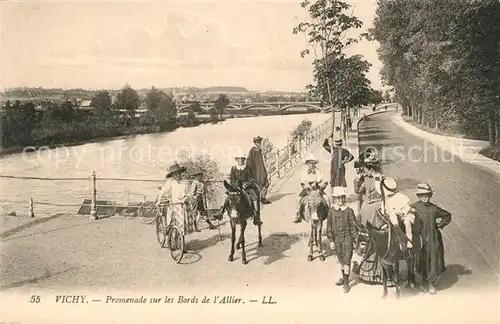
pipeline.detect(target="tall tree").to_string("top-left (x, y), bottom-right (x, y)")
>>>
top-left (91, 90), bottom-right (112, 115)
top-left (293, 0), bottom-right (365, 108)
top-left (116, 84), bottom-right (140, 111)
top-left (214, 94), bottom-right (230, 119)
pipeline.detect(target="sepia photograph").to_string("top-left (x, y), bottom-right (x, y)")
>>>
top-left (0, 0), bottom-right (499, 323)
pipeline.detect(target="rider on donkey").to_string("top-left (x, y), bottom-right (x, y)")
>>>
top-left (376, 177), bottom-right (416, 255)
top-left (225, 155), bottom-right (263, 226)
top-left (294, 154), bottom-right (328, 223)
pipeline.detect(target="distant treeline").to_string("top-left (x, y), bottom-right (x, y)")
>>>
top-left (0, 85), bottom-right (324, 153)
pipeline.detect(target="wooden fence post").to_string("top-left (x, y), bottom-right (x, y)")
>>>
top-left (29, 197), bottom-right (34, 218)
top-left (90, 171), bottom-right (98, 220)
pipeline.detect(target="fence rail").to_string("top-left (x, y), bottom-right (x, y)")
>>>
top-left (0, 116), bottom-right (333, 219)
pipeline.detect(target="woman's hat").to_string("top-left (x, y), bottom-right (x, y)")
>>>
top-left (375, 177), bottom-right (398, 195)
top-left (416, 183), bottom-right (433, 195)
top-left (332, 186), bottom-right (347, 197)
top-left (305, 154), bottom-right (319, 164)
top-left (253, 136), bottom-right (263, 142)
top-left (334, 138), bottom-right (343, 145)
top-left (166, 162), bottom-right (186, 178)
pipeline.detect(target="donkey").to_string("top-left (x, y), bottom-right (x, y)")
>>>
top-left (301, 185), bottom-right (330, 262)
top-left (221, 180), bottom-right (263, 265)
top-left (352, 220), bottom-right (408, 299)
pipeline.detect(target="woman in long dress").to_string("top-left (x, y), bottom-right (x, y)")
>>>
top-left (353, 161), bottom-right (386, 284)
top-left (156, 163), bottom-right (196, 235)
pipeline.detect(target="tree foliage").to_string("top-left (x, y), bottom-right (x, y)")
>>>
top-left (293, 0), bottom-right (372, 110)
top-left (214, 94), bottom-right (230, 119)
top-left (116, 84), bottom-right (140, 111)
top-left (372, 0), bottom-right (500, 146)
top-left (91, 91), bottom-right (112, 115)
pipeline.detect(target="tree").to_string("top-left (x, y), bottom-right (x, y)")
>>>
top-left (293, 0), bottom-right (365, 108)
top-left (370, 90), bottom-right (384, 105)
top-left (91, 91), bottom-right (112, 115)
top-left (214, 94), bottom-right (230, 119)
top-left (116, 84), bottom-right (140, 111)
top-left (190, 101), bottom-right (203, 113)
top-left (372, 0), bottom-right (500, 147)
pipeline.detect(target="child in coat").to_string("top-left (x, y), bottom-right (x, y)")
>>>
top-left (411, 183), bottom-right (451, 294)
top-left (327, 186), bottom-right (359, 293)
top-left (190, 169), bottom-right (216, 231)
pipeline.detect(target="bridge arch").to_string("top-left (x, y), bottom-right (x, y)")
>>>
top-left (279, 103), bottom-right (322, 111)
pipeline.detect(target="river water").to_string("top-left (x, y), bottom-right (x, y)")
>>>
top-left (0, 113), bottom-right (331, 216)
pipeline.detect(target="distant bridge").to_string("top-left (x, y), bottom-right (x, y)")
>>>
top-left (177, 101), bottom-right (325, 112)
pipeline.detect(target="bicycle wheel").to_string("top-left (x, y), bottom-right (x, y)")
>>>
top-left (138, 201), bottom-right (159, 224)
top-left (168, 224), bottom-right (185, 263)
top-left (156, 215), bottom-right (167, 247)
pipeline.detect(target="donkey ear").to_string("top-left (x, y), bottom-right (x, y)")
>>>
top-left (223, 180), bottom-right (232, 191)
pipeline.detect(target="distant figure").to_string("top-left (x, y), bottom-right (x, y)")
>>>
top-left (322, 137), bottom-right (354, 188)
top-left (247, 136), bottom-right (271, 205)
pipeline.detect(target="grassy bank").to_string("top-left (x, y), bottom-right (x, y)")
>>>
top-left (402, 115), bottom-right (500, 163)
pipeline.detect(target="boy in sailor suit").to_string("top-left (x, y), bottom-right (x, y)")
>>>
top-left (294, 154), bottom-right (328, 223)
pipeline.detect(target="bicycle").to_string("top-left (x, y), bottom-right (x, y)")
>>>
top-left (137, 199), bottom-right (186, 263)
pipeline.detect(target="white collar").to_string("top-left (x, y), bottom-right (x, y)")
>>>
top-left (235, 164), bottom-right (246, 170)
top-left (333, 204), bottom-right (347, 211)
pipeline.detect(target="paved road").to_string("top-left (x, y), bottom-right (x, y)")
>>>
top-left (359, 111), bottom-right (500, 292)
top-left (1, 111), bottom-right (498, 323)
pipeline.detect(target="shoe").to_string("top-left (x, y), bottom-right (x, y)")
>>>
top-left (335, 277), bottom-right (344, 286)
top-left (261, 199), bottom-right (271, 204)
top-left (428, 284), bottom-right (437, 294)
top-left (253, 220), bottom-right (263, 226)
top-left (294, 213), bottom-right (302, 223)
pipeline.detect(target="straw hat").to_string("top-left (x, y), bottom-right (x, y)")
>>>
top-left (305, 154), bottom-right (319, 164)
top-left (416, 183), bottom-right (433, 195)
top-left (166, 162), bottom-right (186, 178)
top-left (253, 136), bottom-right (263, 143)
top-left (375, 177), bottom-right (398, 196)
top-left (332, 186), bottom-right (347, 197)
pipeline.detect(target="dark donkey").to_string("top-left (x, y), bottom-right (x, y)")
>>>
top-left (221, 180), bottom-right (263, 265)
top-left (301, 183), bottom-right (330, 262)
top-left (352, 218), bottom-right (416, 299)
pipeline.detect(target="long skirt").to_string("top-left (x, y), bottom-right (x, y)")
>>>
top-left (168, 202), bottom-right (195, 235)
top-left (357, 199), bottom-right (385, 285)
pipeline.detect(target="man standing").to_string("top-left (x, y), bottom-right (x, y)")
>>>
top-left (247, 136), bottom-right (271, 204)
top-left (323, 137), bottom-right (354, 188)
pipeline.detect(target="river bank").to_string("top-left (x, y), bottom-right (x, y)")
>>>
top-left (0, 116), bottom-right (224, 157)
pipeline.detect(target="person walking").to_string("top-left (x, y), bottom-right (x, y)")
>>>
top-left (322, 136), bottom-right (354, 188)
top-left (247, 136), bottom-right (271, 204)
top-left (189, 168), bottom-right (216, 231)
top-left (411, 183), bottom-right (452, 294)
top-left (327, 186), bottom-right (359, 293)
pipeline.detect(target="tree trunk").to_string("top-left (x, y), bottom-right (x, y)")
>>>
top-left (488, 112), bottom-right (495, 147)
top-left (495, 118), bottom-right (500, 149)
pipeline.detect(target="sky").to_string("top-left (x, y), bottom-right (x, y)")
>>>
top-left (1, 0), bottom-right (384, 92)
